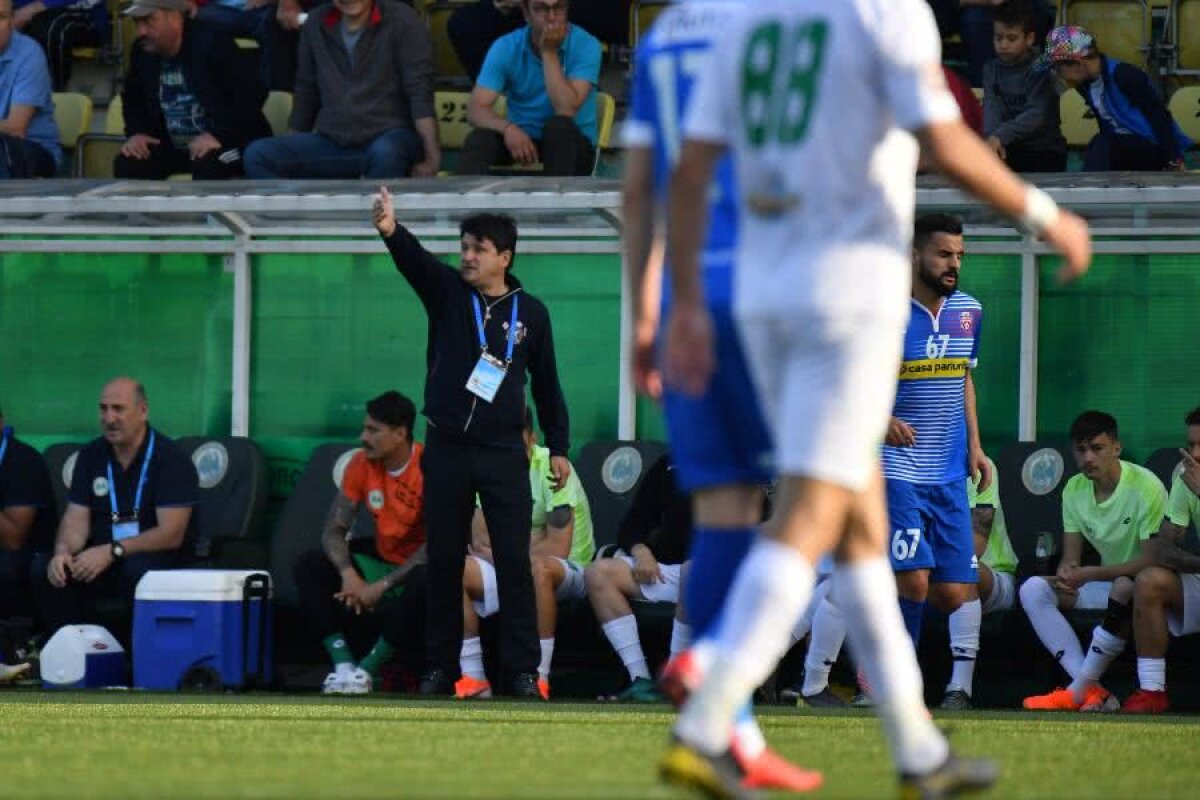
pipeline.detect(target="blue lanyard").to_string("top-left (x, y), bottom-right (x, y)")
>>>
top-left (106, 430), bottom-right (155, 522)
top-left (0, 432), bottom-right (8, 470)
top-left (471, 293), bottom-right (520, 364)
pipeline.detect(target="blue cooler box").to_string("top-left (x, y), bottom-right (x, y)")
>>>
top-left (133, 570), bottom-right (273, 691)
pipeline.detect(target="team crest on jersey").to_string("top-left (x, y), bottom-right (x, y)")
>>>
top-left (368, 490), bottom-right (385, 510)
top-left (502, 320), bottom-right (527, 345)
top-left (960, 311), bottom-right (975, 333)
top-left (93, 477), bottom-right (109, 497)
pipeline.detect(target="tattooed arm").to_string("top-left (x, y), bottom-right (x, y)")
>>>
top-left (1147, 519), bottom-right (1200, 574)
top-left (322, 493), bottom-right (359, 572)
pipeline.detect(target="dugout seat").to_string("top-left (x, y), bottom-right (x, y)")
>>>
top-left (268, 443), bottom-right (375, 609)
top-left (177, 436), bottom-right (269, 565)
top-left (995, 440), bottom-right (1078, 578)
top-left (1144, 446), bottom-right (1185, 490)
top-left (263, 91), bottom-right (293, 137)
top-left (41, 442), bottom-right (86, 517)
top-left (573, 440), bottom-right (668, 553)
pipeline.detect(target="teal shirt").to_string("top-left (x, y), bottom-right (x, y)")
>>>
top-left (476, 24), bottom-right (601, 145)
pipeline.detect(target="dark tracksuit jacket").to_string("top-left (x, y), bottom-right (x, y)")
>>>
top-left (1078, 56), bottom-right (1192, 170)
top-left (382, 222), bottom-right (570, 680)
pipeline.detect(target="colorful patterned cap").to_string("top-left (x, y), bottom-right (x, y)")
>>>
top-left (1035, 26), bottom-right (1096, 71)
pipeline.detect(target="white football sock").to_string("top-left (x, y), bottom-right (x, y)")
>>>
top-left (802, 594), bottom-right (846, 696)
top-left (669, 620), bottom-right (692, 661)
top-left (675, 540), bottom-right (815, 754)
top-left (946, 599), bottom-right (981, 695)
top-left (791, 577), bottom-right (831, 643)
top-left (733, 710), bottom-right (766, 760)
top-left (1137, 657), bottom-right (1166, 692)
top-left (834, 557), bottom-right (948, 776)
top-left (1020, 576), bottom-right (1083, 679)
top-left (335, 662), bottom-right (355, 679)
top-left (538, 638), bottom-right (555, 681)
top-left (1069, 626), bottom-right (1125, 700)
top-left (460, 637), bottom-right (486, 681)
top-left (601, 615), bottom-right (650, 681)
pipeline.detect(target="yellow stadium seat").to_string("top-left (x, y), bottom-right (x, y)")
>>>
top-left (630, 0), bottom-right (670, 48)
top-left (105, 95), bottom-right (124, 135)
top-left (74, 135), bottom-right (122, 178)
top-left (1175, 0), bottom-right (1200, 71)
top-left (487, 90), bottom-right (616, 176)
top-left (426, 1), bottom-right (468, 82)
top-left (1058, 0), bottom-right (1151, 69)
top-left (1169, 86), bottom-right (1200, 142)
top-left (1060, 90), bottom-right (1100, 148)
top-left (51, 92), bottom-right (93, 149)
top-left (263, 91), bottom-right (293, 136)
top-left (435, 90), bottom-right (505, 175)
top-left (971, 87), bottom-right (984, 103)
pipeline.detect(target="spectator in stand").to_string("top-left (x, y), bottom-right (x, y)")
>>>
top-left (585, 454), bottom-right (693, 703)
top-left (189, 0), bottom-right (289, 91)
top-left (114, 0), bottom-right (270, 179)
top-left (10, 0), bottom-right (107, 91)
top-left (30, 378), bottom-right (198, 639)
top-left (1040, 26), bottom-right (1191, 172)
top-left (982, 0), bottom-right (1066, 173)
top-left (449, 0), bottom-right (626, 82)
top-left (928, 0), bottom-right (1054, 87)
top-left (0, 0), bottom-right (60, 179)
top-left (244, 0), bottom-right (439, 179)
top-left (455, 0), bottom-right (600, 177)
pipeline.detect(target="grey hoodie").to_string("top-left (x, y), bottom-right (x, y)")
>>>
top-left (982, 51), bottom-right (1066, 153)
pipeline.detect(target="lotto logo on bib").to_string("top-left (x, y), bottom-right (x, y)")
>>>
top-left (898, 358), bottom-right (969, 380)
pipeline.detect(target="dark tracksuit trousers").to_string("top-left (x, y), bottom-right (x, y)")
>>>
top-left (423, 427), bottom-right (537, 683)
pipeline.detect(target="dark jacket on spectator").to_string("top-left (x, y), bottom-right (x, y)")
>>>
top-left (616, 456), bottom-right (692, 565)
top-left (122, 20), bottom-right (271, 150)
top-left (982, 51), bottom-right (1066, 155)
top-left (291, 0), bottom-right (435, 147)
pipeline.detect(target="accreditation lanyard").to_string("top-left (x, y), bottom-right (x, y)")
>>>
top-left (466, 294), bottom-right (520, 403)
top-left (107, 430), bottom-right (155, 524)
top-left (473, 293), bottom-right (520, 363)
top-left (0, 432), bottom-right (8, 470)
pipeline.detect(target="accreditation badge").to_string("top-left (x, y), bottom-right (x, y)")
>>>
top-left (466, 353), bottom-right (508, 403)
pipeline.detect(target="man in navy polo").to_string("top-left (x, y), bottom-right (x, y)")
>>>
top-left (0, 403), bottom-right (55, 682)
top-left (31, 378), bottom-right (198, 637)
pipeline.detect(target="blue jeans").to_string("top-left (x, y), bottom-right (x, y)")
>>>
top-left (244, 128), bottom-right (425, 179)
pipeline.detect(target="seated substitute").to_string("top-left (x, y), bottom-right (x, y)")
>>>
top-left (31, 378), bottom-right (198, 638)
top-left (0, 0), bottom-right (61, 179)
top-left (585, 452), bottom-right (692, 703)
top-left (244, 0), bottom-right (440, 180)
top-left (292, 391), bottom-right (427, 695)
top-left (940, 452), bottom-right (1019, 709)
top-left (455, 0), bottom-right (601, 177)
top-left (0, 405), bottom-right (55, 683)
top-left (1124, 406), bottom-right (1200, 714)
top-left (114, 0), bottom-right (272, 180)
top-left (455, 408), bottom-right (593, 701)
top-left (1020, 410), bottom-right (1166, 711)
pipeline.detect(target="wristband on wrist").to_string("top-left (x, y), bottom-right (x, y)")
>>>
top-left (1017, 185), bottom-right (1059, 237)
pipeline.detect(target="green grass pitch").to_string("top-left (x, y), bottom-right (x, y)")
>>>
top-left (3, 693), bottom-right (1199, 798)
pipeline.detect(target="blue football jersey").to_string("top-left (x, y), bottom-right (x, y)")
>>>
top-left (624, 1), bottom-right (740, 308)
top-left (881, 292), bottom-right (983, 484)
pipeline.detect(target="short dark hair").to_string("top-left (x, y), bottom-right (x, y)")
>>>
top-left (913, 213), bottom-right (964, 251)
top-left (366, 391), bottom-right (416, 434)
top-left (1186, 407), bottom-right (1200, 427)
top-left (1070, 410), bottom-right (1119, 443)
top-left (994, 0), bottom-right (1037, 34)
top-left (460, 213), bottom-right (519, 270)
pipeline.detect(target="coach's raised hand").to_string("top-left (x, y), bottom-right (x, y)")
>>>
top-left (1042, 208), bottom-right (1093, 285)
top-left (372, 186), bottom-right (396, 237)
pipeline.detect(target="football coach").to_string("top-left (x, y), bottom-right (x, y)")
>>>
top-left (372, 187), bottom-right (571, 699)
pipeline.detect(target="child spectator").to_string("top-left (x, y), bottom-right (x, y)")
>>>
top-left (1040, 25), bottom-right (1191, 172)
top-left (982, 0), bottom-right (1065, 172)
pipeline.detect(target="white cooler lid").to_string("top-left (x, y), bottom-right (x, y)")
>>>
top-left (135, 569), bottom-right (272, 602)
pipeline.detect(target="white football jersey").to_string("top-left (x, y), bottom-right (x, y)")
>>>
top-left (683, 0), bottom-right (960, 322)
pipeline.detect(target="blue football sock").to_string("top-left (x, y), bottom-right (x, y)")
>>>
top-left (898, 596), bottom-right (926, 648)
top-left (685, 526), bottom-right (756, 638)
